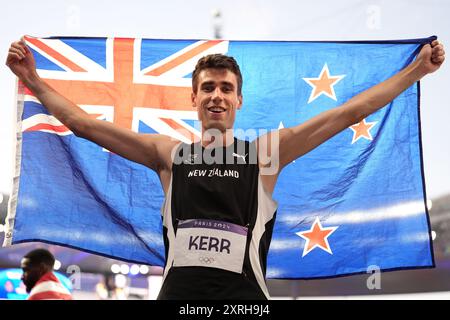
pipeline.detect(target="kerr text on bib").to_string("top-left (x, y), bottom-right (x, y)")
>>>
top-left (173, 219), bottom-right (248, 274)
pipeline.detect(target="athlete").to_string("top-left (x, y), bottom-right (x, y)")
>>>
top-left (6, 37), bottom-right (445, 299)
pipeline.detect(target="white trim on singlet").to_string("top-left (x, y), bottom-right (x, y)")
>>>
top-left (248, 174), bottom-right (278, 299)
top-left (161, 175), bottom-right (175, 282)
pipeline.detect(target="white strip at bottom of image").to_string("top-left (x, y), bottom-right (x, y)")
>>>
top-left (271, 291), bottom-right (450, 300)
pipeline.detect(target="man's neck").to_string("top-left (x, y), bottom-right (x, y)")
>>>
top-left (201, 128), bottom-right (234, 148)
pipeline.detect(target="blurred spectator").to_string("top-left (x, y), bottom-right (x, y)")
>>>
top-left (96, 274), bottom-right (128, 300)
top-left (21, 248), bottom-right (72, 300)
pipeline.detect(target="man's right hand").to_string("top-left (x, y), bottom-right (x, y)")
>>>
top-left (6, 37), bottom-right (38, 83)
top-left (5, 36), bottom-right (176, 190)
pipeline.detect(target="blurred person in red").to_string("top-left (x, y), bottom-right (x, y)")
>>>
top-left (21, 248), bottom-right (72, 300)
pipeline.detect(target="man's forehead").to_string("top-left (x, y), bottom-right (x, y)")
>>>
top-left (198, 68), bottom-right (237, 83)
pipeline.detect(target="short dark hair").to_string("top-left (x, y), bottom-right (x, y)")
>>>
top-left (24, 248), bottom-right (55, 268)
top-left (192, 54), bottom-right (243, 95)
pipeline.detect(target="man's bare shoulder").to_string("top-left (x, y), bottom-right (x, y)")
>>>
top-left (148, 134), bottom-right (182, 168)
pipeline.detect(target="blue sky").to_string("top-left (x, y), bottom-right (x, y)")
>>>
top-left (0, 0), bottom-right (449, 198)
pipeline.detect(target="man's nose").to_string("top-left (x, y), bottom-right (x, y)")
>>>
top-left (212, 87), bottom-right (223, 102)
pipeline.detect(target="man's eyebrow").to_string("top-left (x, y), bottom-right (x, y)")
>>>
top-left (200, 81), bottom-right (234, 87)
top-left (221, 81), bottom-right (235, 88)
top-left (200, 81), bottom-right (214, 86)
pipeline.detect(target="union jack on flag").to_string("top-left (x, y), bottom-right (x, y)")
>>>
top-left (4, 36), bottom-right (435, 279)
top-left (22, 37), bottom-right (230, 142)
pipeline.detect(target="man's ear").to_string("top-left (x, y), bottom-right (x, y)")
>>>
top-left (237, 95), bottom-right (243, 110)
top-left (191, 92), bottom-right (197, 108)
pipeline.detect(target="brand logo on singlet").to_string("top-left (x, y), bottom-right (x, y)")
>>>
top-left (173, 219), bottom-right (248, 274)
top-left (232, 152), bottom-right (248, 163)
top-left (183, 153), bottom-right (198, 164)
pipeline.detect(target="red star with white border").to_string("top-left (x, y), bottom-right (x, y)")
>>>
top-left (303, 64), bottom-right (345, 103)
top-left (296, 217), bottom-right (338, 257)
top-left (349, 119), bottom-right (377, 144)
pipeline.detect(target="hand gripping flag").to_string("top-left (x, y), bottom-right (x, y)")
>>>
top-left (3, 36), bottom-right (435, 279)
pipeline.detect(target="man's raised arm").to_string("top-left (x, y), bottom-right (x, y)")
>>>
top-left (6, 38), bottom-right (177, 173)
top-left (272, 40), bottom-right (445, 171)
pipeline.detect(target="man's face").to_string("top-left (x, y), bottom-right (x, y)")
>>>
top-left (21, 258), bottom-right (42, 293)
top-left (192, 68), bottom-right (242, 133)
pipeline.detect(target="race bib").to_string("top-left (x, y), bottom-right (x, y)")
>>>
top-left (173, 219), bottom-right (248, 274)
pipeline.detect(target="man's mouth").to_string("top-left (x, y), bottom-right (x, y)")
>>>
top-left (207, 106), bottom-right (226, 114)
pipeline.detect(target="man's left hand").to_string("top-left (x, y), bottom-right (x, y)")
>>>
top-left (416, 40), bottom-right (445, 75)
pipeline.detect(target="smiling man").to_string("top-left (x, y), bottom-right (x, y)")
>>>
top-left (6, 38), bottom-right (445, 300)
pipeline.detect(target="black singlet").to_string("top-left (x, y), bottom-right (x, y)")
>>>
top-left (157, 138), bottom-right (277, 300)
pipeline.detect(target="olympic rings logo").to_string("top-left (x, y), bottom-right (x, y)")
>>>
top-left (199, 256), bottom-right (215, 264)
